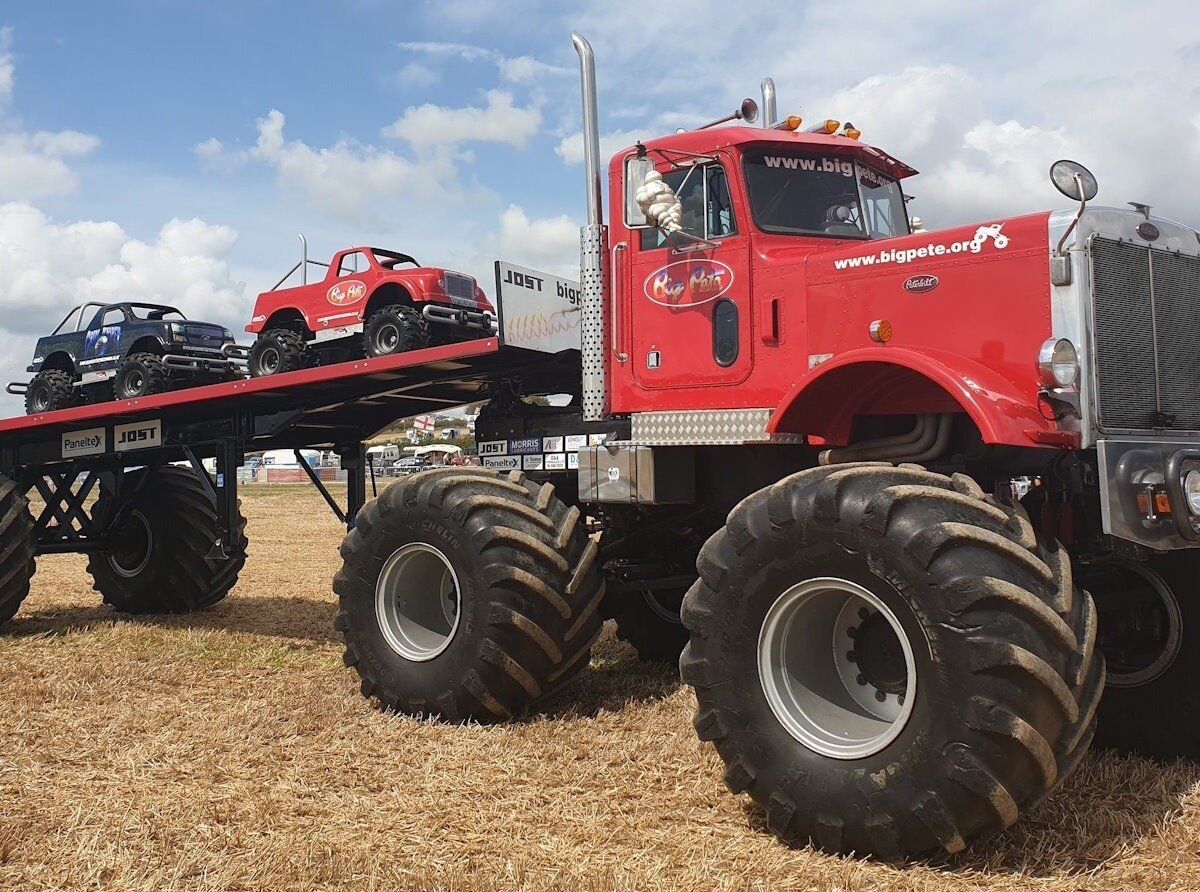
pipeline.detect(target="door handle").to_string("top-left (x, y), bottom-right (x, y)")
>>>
top-left (611, 241), bottom-right (628, 363)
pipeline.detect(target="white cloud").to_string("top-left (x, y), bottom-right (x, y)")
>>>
top-left (0, 202), bottom-right (246, 409)
top-left (196, 109), bottom-right (462, 221)
top-left (395, 40), bottom-right (569, 84)
top-left (0, 29), bottom-right (100, 200)
top-left (485, 204), bottom-right (579, 278)
top-left (0, 27), bottom-right (13, 103)
top-left (555, 129), bottom-right (642, 166)
top-left (395, 61), bottom-right (439, 89)
top-left (383, 90), bottom-right (541, 152)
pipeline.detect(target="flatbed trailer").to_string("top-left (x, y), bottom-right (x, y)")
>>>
top-left (0, 336), bottom-right (579, 559)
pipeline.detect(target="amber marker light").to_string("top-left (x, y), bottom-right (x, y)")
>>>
top-left (842, 122), bottom-right (862, 140)
top-left (869, 319), bottom-right (893, 343)
top-left (774, 115), bottom-right (803, 131)
top-left (804, 119), bottom-right (840, 134)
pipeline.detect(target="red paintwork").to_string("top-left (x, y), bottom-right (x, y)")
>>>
top-left (607, 125), bottom-right (1060, 447)
top-left (245, 246), bottom-right (494, 337)
top-left (0, 338), bottom-right (500, 434)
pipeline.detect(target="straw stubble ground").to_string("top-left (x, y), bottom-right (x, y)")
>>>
top-left (2, 483), bottom-right (1199, 891)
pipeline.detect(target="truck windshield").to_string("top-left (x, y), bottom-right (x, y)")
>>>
top-left (743, 150), bottom-right (909, 239)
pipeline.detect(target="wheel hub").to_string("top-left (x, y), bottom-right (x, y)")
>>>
top-left (758, 577), bottom-right (917, 759)
top-left (109, 509), bottom-right (153, 579)
top-left (1085, 560), bottom-right (1183, 687)
top-left (260, 348), bottom-right (280, 374)
top-left (375, 542), bottom-right (462, 662)
top-left (850, 611), bottom-right (908, 695)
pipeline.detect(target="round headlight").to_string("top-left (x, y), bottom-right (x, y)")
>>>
top-left (1037, 338), bottom-right (1079, 388)
top-left (1185, 470), bottom-right (1200, 516)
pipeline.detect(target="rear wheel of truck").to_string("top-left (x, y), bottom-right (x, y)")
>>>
top-left (334, 467), bottom-right (603, 721)
top-left (1084, 554), bottom-right (1200, 760)
top-left (681, 463), bottom-right (1102, 858)
top-left (25, 369), bottom-right (75, 414)
top-left (248, 329), bottom-right (307, 377)
top-left (113, 352), bottom-right (166, 400)
top-left (87, 466), bottom-right (247, 614)
top-left (363, 305), bottom-right (429, 358)
top-left (610, 587), bottom-right (691, 667)
top-left (0, 474), bottom-right (36, 627)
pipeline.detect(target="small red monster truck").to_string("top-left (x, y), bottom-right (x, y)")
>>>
top-left (245, 246), bottom-right (495, 376)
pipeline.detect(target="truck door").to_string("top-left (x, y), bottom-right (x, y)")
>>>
top-left (627, 160), bottom-right (752, 390)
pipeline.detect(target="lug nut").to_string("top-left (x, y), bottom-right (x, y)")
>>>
top-left (846, 626), bottom-right (857, 638)
top-left (856, 674), bottom-right (867, 686)
top-left (874, 690), bottom-right (887, 702)
top-left (846, 651), bottom-right (856, 663)
top-left (858, 607), bottom-right (870, 620)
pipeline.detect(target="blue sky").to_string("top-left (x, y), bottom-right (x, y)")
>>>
top-left (1, 1), bottom-right (1198, 410)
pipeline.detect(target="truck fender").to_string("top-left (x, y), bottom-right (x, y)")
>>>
top-left (767, 346), bottom-right (1057, 448)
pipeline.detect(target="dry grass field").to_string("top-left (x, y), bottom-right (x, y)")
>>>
top-left (3, 483), bottom-right (1200, 891)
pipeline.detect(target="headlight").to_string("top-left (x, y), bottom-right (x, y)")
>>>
top-left (1185, 470), bottom-right (1200, 516)
top-left (1037, 338), bottom-right (1079, 388)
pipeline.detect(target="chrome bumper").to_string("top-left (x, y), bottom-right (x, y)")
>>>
top-left (1098, 438), bottom-right (1200, 549)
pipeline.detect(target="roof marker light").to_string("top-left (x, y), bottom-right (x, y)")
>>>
top-left (774, 115), bottom-right (803, 131)
top-left (805, 119), bottom-right (840, 134)
top-left (841, 122), bottom-right (862, 140)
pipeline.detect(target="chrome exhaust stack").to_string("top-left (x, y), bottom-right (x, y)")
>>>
top-left (761, 78), bottom-right (777, 128)
top-left (572, 32), bottom-right (609, 421)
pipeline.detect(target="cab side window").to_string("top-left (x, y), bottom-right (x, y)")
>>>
top-left (337, 251), bottom-right (371, 276)
top-left (639, 164), bottom-right (737, 250)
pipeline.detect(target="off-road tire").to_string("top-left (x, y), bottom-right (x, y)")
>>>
top-left (681, 463), bottom-right (1103, 858)
top-left (248, 329), bottom-right (307, 377)
top-left (334, 467), bottom-right (604, 721)
top-left (363, 305), bottom-right (429, 358)
top-left (0, 474), bottom-right (35, 626)
top-left (113, 352), bottom-right (166, 400)
top-left (610, 587), bottom-right (691, 666)
top-left (25, 369), bottom-right (75, 414)
top-left (87, 466), bottom-right (247, 613)
top-left (1086, 553), bottom-right (1200, 760)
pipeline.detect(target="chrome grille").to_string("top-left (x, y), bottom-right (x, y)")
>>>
top-left (444, 273), bottom-right (475, 301)
top-left (1092, 237), bottom-right (1200, 430)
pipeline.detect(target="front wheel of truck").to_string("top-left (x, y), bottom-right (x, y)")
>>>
top-left (681, 463), bottom-right (1103, 858)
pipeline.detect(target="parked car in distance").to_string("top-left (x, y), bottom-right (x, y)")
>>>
top-left (11, 302), bottom-right (245, 415)
top-left (392, 456), bottom-right (433, 475)
top-left (245, 245), bottom-right (496, 378)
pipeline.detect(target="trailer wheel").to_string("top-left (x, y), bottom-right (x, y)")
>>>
top-left (113, 353), bottom-right (166, 400)
top-left (0, 474), bottom-right (35, 627)
top-left (681, 464), bottom-right (1102, 858)
top-left (87, 465), bottom-right (247, 613)
top-left (363, 305), bottom-right (429, 358)
top-left (248, 329), bottom-right (307, 377)
top-left (25, 369), bottom-right (75, 414)
top-left (334, 468), bottom-right (603, 721)
top-left (1084, 554), bottom-right (1200, 760)
top-left (610, 587), bottom-right (691, 666)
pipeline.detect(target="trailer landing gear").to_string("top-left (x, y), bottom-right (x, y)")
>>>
top-left (335, 467), bottom-right (604, 721)
top-left (681, 464), bottom-right (1103, 858)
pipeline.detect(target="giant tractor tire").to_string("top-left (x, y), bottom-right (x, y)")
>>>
top-left (681, 463), bottom-right (1103, 858)
top-left (25, 369), bottom-right (76, 414)
top-left (0, 474), bottom-right (36, 627)
top-left (334, 467), bottom-right (604, 721)
top-left (87, 466), bottom-right (248, 614)
top-left (610, 587), bottom-right (691, 667)
top-left (1082, 554), bottom-right (1200, 760)
top-left (248, 329), bottom-right (307, 377)
top-left (363, 305), bottom-right (429, 359)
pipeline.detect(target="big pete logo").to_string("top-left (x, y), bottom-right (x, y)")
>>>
top-left (644, 259), bottom-right (734, 307)
top-left (327, 280), bottom-right (367, 306)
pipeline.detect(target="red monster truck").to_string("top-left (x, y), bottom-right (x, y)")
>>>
top-left (245, 245), bottom-right (495, 376)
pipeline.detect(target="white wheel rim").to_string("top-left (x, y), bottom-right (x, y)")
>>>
top-left (375, 543), bottom-right (462, 661)
top-left (758, 577), bottom-right (917, 759)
